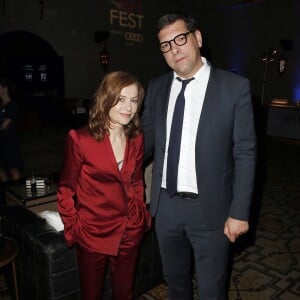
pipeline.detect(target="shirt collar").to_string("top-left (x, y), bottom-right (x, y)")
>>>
top-left (173, 57), bottom-right (210, 82)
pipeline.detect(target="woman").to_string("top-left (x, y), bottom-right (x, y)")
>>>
top-left (0, 78), bottom-right (23, 182)
top-left (57, 71), bottom-right (151, 300)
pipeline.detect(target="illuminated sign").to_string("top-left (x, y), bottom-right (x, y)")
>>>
top-left (108, 0), bottom-right (144, 45)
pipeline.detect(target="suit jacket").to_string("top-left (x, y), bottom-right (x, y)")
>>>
top-left (57, 128), bottom-right (151, 256)
top-left (142, 67), bottom-right (256, 229)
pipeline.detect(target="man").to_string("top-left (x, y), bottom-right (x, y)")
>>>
top-left (142, 12), bottom-right (256, 299)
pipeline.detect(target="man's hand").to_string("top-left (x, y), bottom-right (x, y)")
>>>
top-left (224, 217), bottom-right (249, 243)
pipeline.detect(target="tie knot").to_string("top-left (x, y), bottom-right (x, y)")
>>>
top-left (176, 77), bottom-right (194, 87)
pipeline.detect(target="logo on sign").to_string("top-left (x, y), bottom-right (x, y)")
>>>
top-left (125, 32), bottom-right (143, 42)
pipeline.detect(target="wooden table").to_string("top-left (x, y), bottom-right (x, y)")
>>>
top-left (6, 179), bottom-right (57, 213)
top-left (267, 105), bottom-right (300, 139)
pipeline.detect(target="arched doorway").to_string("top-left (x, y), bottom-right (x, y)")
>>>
top-left (0, 31), bottom-right (65, 128)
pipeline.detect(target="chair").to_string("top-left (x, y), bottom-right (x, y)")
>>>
top-left (0, 236), bottom-right (19, 300)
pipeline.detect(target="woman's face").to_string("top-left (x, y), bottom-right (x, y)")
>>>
top-left (109, 83), bottom-right (139, 129)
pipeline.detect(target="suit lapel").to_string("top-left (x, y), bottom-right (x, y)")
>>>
top-left (160, 73), bottom-right (173, 145)
top-left (196, 68), bottom-right (219, 143)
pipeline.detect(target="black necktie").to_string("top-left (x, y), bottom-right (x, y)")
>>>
top-left (166, 77), bottom-right (194, 196)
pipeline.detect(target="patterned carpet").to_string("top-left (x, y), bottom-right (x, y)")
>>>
top-left (1, 137), bottom-right (299, 300)
top-left (138, 137), bottom-right (300, 300)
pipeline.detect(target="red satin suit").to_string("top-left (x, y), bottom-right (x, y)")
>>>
top-left (57, 128), bottom-right (151, 300)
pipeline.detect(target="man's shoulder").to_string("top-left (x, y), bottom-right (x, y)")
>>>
top-left (149, 71), bottom-right (173, 86)
top-left (212, 67), bottom-right (249, 84)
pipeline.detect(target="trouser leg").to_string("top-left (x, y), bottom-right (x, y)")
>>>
top-left (76, 244), bottom-right (108, 300)
top-left (155, 192), bottom-right (194, 300)
top-left (110, 232), bottom-right (140, 300)
top-left (155, 190), bottom-right (230, 300)
top-left (189, 226), bottom-right (230, 300)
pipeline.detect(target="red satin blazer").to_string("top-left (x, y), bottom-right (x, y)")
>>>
top-left (57, 128), bottom-right (151, 256)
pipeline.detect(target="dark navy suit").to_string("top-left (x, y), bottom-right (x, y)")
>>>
top-left (142, 66), bottom-right (256, 299)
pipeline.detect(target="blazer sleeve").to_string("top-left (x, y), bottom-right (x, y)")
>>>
top-left (129, 134), bottom-right (152, 230)
top-left (57, 130), bottom-right (83, 246)
top-left (230, 78), bottom-right (257, 220)
top-left (131, 134), bottom-right (145, 204)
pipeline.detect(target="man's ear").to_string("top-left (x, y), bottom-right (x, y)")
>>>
top-left (194, 30), bottom-right (202, 48)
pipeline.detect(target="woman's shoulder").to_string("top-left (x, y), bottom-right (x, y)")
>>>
top-left (68, 127), bottom-right (94, 141)
top-left (67, 127), bottom-right (103, 152)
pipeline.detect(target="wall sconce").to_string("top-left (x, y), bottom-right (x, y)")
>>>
top-left (94, 30), bottom-right (110, 72)
top-left (278, 54), bottom-right (287, 74)
top-left (278, 39), bottom-right (293, 74)
top-left (99, 46), bottom-right (109, 72)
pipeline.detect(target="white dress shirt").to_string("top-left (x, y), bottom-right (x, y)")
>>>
top-left (162, 57), bottom-right (211, 193)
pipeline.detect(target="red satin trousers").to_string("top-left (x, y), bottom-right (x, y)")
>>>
top-left (76, 233), bottom-right (140, 300)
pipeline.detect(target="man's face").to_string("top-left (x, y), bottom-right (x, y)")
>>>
top-left (158, 20), bottom-right (203, 79)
